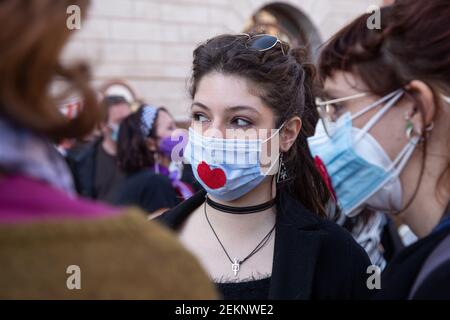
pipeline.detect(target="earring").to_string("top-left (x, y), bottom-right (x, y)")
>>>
top-left (277, 153), bottom-right (289, 183)
top-left (421, 121), bottom-right (435, 142)
top-left (404, 111), bottom-right (415, 140)
top-left (425, 122), bottom-right (434, 132)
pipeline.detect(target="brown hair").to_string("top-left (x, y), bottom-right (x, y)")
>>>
top-left (0, 0), bottom-right (100, 141)
top-left (190, 34), bottom-right (332, 217)
top-left (318, 0), bottom-right (450, 205)
top-left (117, 105), bottom-right (168, 175)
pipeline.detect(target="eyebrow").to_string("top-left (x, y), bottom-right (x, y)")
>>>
top-left (191, 102), bottom-right (260, 115)
top-left (191, 102), bottom-right (209, 110)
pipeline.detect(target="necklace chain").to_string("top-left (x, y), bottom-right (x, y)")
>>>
top-left (203, 201), bottom-right (276, 276)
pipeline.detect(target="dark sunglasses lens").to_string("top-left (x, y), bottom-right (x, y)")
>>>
top-left (249, 35), bottom-right (278, 51)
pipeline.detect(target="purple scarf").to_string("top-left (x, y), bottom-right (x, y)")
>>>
top-left (0, 118), bottom-right (75, 194)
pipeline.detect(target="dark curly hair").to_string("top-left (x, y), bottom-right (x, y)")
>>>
top-left (117, 105), bottom-right (168, 175)
top-left (189, 34), bottom-right (332, 217)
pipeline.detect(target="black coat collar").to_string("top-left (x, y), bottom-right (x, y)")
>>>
top-left (375, 203), bottom-right (450, 299)
top-left (157, 190), bottom-right (325, 299)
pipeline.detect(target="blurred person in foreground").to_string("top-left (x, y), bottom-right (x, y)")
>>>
top-left (66, 95), bottom-right (130, 203)
top-left (309, 0), bottom-right (450, 299)
top-left (0, 0), bottom-right (216, 299)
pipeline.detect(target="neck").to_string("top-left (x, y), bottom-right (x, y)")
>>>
top-left (206, 177), bottom-right (276, 230)
top-left (102, 138), bottom-right (117, 156)
top-left (400, 133), bottom-right (450, 237)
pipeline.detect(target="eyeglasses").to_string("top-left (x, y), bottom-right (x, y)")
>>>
top-left (316, 92), bottom-right (368, 137)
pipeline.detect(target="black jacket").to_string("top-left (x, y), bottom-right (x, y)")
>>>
top-left (157, 190), bottom-right (372, 300)
top-left (114, 171), bottom-right (180, 213)
top-left (374, 211), bottom-right (450, 300)
top-left (66, 139), bottom-right (102, 199)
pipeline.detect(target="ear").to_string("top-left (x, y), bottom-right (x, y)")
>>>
top-left (280, 116), bottom-right (302, 152)
top-left (406, 80), bottom-right (436, 135)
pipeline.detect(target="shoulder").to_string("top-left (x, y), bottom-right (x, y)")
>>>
top-left (317, 218), bottom-right (372, 274)
top-left (280, 192), bottom-right (369, 261)
top-left (290, 202), bottom-right (370, 267)
top-left (66, 139), bottom-right (101, 163)
top-left (316, 218), bottom-right (372, 299)
top-left (279, 193), bottom-right (371, 294)
top-left (413, 259), bottom-right (450, 299)
top-left (124, 171), bottom-right (172, 187)
top-left (409, 230), bottom-right (450, 299)
top-left (119, 171), bottom-right (174, 196)
top-left (0, 175), bottom-right (118, 223)
top-left (157, 190), bottom-right (206, 229)
top-left (0, 208), bottom-right (217, 299)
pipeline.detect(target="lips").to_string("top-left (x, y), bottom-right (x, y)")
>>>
top-left (197, 161), bottom-right (226, 189)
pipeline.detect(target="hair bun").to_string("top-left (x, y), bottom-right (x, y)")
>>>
top-left (289, 47), bottom-right (317, 87)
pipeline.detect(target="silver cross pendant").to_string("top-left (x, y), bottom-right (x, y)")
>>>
top-left (231, 258), bottom-right (240, 276)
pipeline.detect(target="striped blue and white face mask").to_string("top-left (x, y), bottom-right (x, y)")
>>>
top-left (183, 125), bottom-right (284, 202)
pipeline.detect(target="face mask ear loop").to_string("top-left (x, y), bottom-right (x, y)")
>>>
top-left (259, 122), bottom-right (287, 175)
top-left (260, 152), bottom-right (282, 177)
top-left (262, 122), bottom-right (287, 144)
top-left (388, 135), bottom-right (420, 176)
top-left (353, 90), bottom-right (404, 144)
top-left (350, 90), bottom-right (401, 121)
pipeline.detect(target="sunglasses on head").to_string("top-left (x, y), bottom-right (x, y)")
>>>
top-left (242, 34), bottom-right (286, 55)
top-left (207, 33), bottom-right (286, 56)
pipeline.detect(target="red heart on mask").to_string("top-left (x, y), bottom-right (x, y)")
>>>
top-left (197, 161), bottom-right (226, 189)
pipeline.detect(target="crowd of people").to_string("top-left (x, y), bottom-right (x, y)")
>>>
top-left (0, 0), bottom-right (449, 300)
top-left (65, 97), bottom-right (199, 218)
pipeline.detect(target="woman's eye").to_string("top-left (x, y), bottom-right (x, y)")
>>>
top-left (330, 102), bottom-right (346, 116)
top-left (192, 113), bottom-right (209, 123)
top-left (231, 117), bottom-right (252, 127)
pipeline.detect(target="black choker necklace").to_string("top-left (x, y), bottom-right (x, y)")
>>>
top-left (205, 195), bottom-right (276, 214)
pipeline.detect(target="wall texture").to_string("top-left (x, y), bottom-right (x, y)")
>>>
top-left (63, 0), bottom-right (382, 120)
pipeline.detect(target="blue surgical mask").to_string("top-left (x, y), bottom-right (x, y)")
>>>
top-left (308, 90), bottom-right (420, 216)
top-left (184, 126), bottom-right (283, 202)
top-left (109, 124), bottom-right (120, 142)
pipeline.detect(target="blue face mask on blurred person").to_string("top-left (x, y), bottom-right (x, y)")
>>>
top-left (109, 124), bottom-right (120, 142)
top-left (307, 90), bottom-right (420, 216)
top-left (184, 127), bottom-right (282, 202)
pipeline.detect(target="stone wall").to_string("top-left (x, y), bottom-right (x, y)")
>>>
top-left (63, 0), bottom-right (382, 120)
